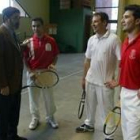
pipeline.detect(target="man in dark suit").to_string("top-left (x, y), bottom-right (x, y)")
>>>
top-left (0, 7), bottom-right (27, 140)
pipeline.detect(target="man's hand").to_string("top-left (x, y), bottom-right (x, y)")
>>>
top-left (82, 78), bottom-right (86, 90)
top-left (20, 38), bottom-right (30, 46)
top-left (137, 89), bottom-right (140, 99)
top-left (104, 80), bottom-right (119, 89)
top-left (0, 86), bottom-right (10, 96)
top-left (29, 72), bottom-right (36, 81)
top-left (48, 64), bottom-right (56, 70)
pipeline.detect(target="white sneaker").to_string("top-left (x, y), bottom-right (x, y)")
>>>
top-left (47, 117), bottom-right (59, 129)
top-left (29, 118), bottom-right (39, 130)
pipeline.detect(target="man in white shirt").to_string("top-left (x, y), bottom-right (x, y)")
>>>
top-left (76, 12), bottom-right (121, 140)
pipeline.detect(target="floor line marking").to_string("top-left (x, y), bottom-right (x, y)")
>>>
top-left (60, 70), bottom-right (82, 80)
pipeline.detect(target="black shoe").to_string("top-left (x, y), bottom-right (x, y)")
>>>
top-left (105, 139), bottom-right (114, 140)
top-left (76, 124), bottom-right (94, 133)
top-left (15, 136), bottom-right (28, 140)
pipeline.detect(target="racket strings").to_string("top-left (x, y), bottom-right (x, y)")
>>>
top-left (22, 70), bottom-right (59, 89)
top-left (104, 107), bottom-right (121, 135)
top-left (35, 70), bottom-right (59, 88)
top-left (113, 110), bottom-right (121, 114)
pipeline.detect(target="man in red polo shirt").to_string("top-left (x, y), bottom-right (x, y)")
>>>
top-left (23, 17), bottom-right (59, 130)
top-left (120, 4), bottom-right (140, 140)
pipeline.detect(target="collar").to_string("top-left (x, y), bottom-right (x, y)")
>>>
top-left (33, 33), bottom-right (46, 39)
top-left (125, 33), bottom-right (140, 46)
top-left (95, 30), bottom-right (110, 39)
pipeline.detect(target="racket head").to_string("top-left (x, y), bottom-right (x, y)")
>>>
top-left (103, 106), bottom-right (121, 135)
top-left (78, 90), bottom-right (86, 119)
top-left (35, 70), bottom-right (59, 88)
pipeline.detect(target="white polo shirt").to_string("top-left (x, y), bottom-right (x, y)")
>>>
top-left (85, 30), bottom-right (121, 86)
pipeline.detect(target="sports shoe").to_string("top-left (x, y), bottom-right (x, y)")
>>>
top-left (47, 117), bottom-right (59, 129)
top-left (29, 118), bottom-right (39, 130)
top-left (76, 124), bottom-right (94, 133)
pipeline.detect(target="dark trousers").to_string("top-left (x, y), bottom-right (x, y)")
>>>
top-left (0, 92), bottom-right (21, 140)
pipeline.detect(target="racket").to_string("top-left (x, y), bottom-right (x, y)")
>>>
top-left (103, 102), bottom-right (121, 135)
top-left (22, 69), bottom-right (59, 89)
top-left (78, 90), bottom-right (86, 119)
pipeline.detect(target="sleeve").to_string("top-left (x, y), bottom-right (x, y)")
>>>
top-left (0, 34), bottom-right (8, 87)
top-left (113, 36), bottom-right (121, 61)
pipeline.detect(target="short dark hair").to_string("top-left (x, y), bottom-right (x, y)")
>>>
top-left (2, 7), bottom-right (20, 22)
top-left (93, 12), bottom-right (109, 23)
top-left (124, 4), bottom-right (140, 19)
top-left (32, 17), bottom-right (44, 25)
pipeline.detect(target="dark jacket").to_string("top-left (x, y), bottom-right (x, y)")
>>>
top-left (0, 25), bottom-right (23, 94)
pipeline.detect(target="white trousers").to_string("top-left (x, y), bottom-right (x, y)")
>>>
top-left (120, 87), bottom-right (140, 140)
top-left (27, 72), bottom-right (56, 121)
top-left (84, 82), bottom-right (114, 139)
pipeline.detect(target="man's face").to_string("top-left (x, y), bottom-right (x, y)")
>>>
top-left (9, 12), bottom-right (20, 30)
top-left (32, 21), bottom-right (44, 36)
top-left (121, 10), bottom-right (137, 33)
top-left (91, 15), bottom-right (106, 33)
